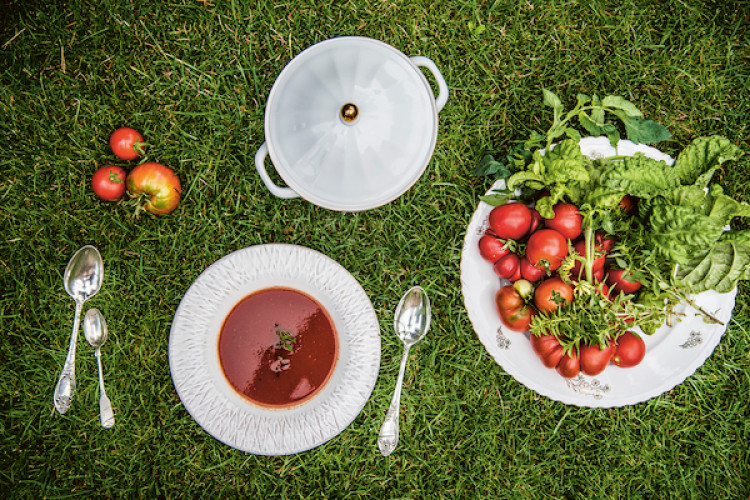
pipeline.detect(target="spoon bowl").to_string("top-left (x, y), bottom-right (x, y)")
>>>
top-left (63, 246), bottom-right (104, 304)
top-left (54, 245), bottom-right (103, 414)
top-left (378, 286), bottom-right (431, 456)
top-left (83, 308), bottom-right (115, 428)
top-left (394, 286), bottom-right (431, 346)
top-left (83, 308), bottom-right (108, 348)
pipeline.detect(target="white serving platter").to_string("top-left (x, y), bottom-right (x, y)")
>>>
top-left (460, 138), bottom-right (736, 407)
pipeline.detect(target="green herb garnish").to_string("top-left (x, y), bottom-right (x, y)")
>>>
top-left (274, 325), bottom-right (296, 353)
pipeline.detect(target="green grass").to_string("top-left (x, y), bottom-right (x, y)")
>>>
top-left (1, 0), bottom-right (749, 497)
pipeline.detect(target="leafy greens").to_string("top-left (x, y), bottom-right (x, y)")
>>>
top-left (477, 89), bottom-right (747, 335)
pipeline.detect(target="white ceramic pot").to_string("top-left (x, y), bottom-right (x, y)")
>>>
top-left (255, 36), bottom-right (448, 211)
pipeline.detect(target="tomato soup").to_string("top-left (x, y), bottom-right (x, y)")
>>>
top-left (218, 287), bottom-right (338, 407)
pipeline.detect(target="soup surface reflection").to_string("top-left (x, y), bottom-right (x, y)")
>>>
top-left (218, 287), bottom-right (338, 407)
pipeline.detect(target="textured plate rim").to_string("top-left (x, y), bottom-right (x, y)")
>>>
top-left (169, 244), bottom-right (381, 454)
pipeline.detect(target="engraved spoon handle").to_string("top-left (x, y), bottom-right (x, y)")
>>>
top-left (54, 301), bottom-right (82, 414)
top-left (95, 348), bottom-right (114, 428)
top-left (377, 344), bottom-right (411, 456)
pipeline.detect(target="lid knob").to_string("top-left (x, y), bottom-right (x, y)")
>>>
top-left (340, 103), bottom-right (359, 124)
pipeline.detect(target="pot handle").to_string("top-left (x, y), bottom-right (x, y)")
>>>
top-left (254, 142), bottom-right (300, 199)
top-left (410, 56), bottom-right (448, 113)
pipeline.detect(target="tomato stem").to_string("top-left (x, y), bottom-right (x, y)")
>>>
top-left (133, 140), bottom-right (148, 157)
top-left (126, 191), bottom-right (149, 217)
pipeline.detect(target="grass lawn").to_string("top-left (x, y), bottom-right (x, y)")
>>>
top-left (1, 0), bottom-right (749, 497)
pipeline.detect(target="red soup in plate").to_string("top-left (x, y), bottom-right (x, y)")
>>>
top-left (218, 287), bottom-right (338, 407)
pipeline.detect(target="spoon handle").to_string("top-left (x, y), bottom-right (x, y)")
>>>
top-left (95, 348), bottom-right (115, 429)
top-left (54, 301), bottom-right (82, 414)
top-left (377, 344), bottom-right (411, 456)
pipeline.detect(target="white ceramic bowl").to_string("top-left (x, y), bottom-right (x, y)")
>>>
top-left (169, 244), bottom-right (381, 454)
top-left (255, 36), bottom-right (448, 211)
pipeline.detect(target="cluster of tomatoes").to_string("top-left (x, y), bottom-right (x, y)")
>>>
top-left (91, 127), bottom-right (182, 215)
top-left (479, 199), bottom-right (646, 378)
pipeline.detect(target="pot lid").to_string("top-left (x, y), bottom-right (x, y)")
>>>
top-left (264, 37), bottom-right (440, 211)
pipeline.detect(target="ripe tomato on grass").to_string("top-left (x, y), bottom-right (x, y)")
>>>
top-left (91, 165), bottom-right (127, 201)
top-left (126, 162), bottom-right (181, 215)
top-left (110, 127), bottom-right (145, 161)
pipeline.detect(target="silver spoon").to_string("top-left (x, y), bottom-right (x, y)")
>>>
top-left (377, 286), bottom-right (431, 456)
top-left (83, 308), bottom-right (115, 428)
top-left (54, 245), bottom-right (103, 414)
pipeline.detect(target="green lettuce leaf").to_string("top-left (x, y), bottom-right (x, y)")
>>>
top-left (648, 183), bottom-right (750, 267)
top-left (648, 201), bottom-right (727, 265)
top-left (506, 170), bottom-right (546, 191)
top-left (544, 157), bottom-right (591, 186)
top-left (585, 187), bottom-right (628, 210)
top-left (546, 139), bottom-right (587, 164)
top-left (599, 154), bottom-right (678, 199)
top-left (705, 185), bottom-right (750, 220)
top-left (542, 140), bottom-right (591, 191)
top-left (506, 140), bottom-right (591, 210)
top-left (671, 136), bottom-right (743, 185)
top-left (675, 232), bottom-right (750, 293)
top-left (534, 184), bottom-right (568, 219)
